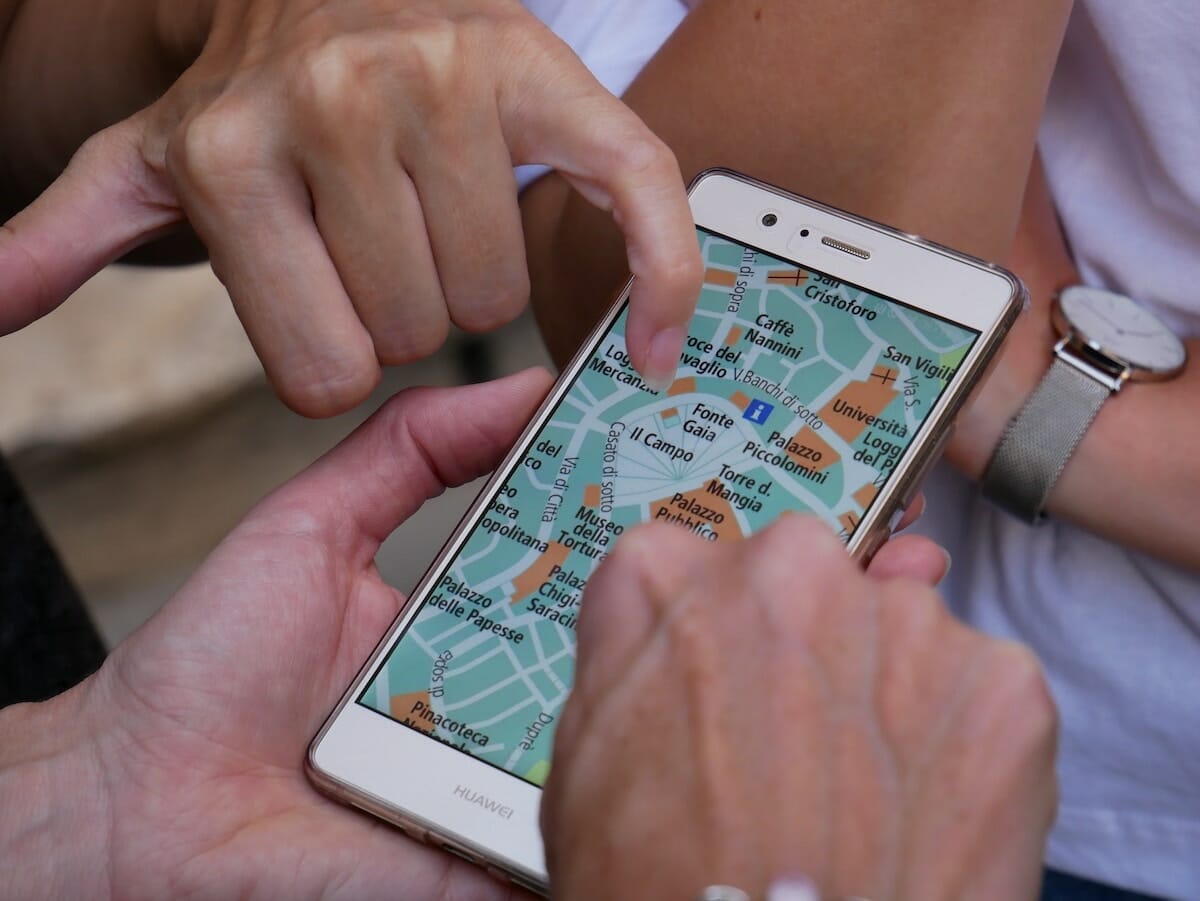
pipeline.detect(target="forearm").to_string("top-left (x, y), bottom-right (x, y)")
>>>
top-left (523, 0), bottom-right (1073, 364)
top-left (1048, 358), bottom-right (1198, 567)
top-left (959, 292), bottom-right (1200, 568)
top-left (0, 687), bottom-right (110, 897)
top-left (947, 161), bottom-right (1200, 570)
top-left (960, 316), bottom-right (1200, 568)
top-left (0, 0), bottom-right (211, 215)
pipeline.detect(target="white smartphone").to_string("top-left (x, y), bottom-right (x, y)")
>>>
top-left (307, 169), bottom-right (1024, 893)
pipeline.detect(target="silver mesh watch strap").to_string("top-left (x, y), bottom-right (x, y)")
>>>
top-left (981, 357), bottom-right (1113, 522)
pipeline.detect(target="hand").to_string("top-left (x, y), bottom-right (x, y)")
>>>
top-left (0, 0), bottom-right (701, 415)
top-left (0, 369), bottom-right (554, 899)
top-left (543, 516), bottom-right (1058, 900)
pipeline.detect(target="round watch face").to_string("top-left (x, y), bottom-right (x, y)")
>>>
top-left (1057, 285), bottom-right (1187, 375)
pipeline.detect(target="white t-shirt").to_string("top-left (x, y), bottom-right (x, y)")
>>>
top-left (521, 2), bottom-right (1200, 896)
top-left (918, 4), bottom-right (1200, 897)
top-left (515, 0), bottom-right (689, 190)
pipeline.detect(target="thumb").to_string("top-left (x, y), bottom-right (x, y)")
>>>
top-left (0, 116), bottom-right (181, 333)
top-left (271, 368), bottom-right (556, 550)
top-left (865, 533), bottom-right (951, 586)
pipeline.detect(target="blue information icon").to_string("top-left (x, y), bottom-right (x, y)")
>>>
top-left (742, 399), bottom-right (775, 425)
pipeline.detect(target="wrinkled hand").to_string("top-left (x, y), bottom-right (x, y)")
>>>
top-left (0, 0), bottom-right (700, 414)
top-left (0, 376), bottom-right (954, 897)
top-left (0, 369), bottom-right (554, 900)
top-left (543, 516), bottom-right (1058, 900)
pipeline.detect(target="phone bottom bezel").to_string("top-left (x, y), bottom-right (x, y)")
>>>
top-left (308, 703), bottom-right (548, 892)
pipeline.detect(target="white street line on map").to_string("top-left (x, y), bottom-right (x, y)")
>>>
top-left (524, 468), bottom-right (554, 492)
top-left (475, 548), bottom-right (540, 594)
top-left (443, 644), bottom-right (507, 679)
top-left (458, 531), bottom-right (502, 567)
top-left (372, 666), bottom-right (390, 710)
top-left (444, 666), bottom-right (548, 713)
top-left (407, 630), bottom-right (439, 662)
top-left (529, 630), bottom-right (571, 697)
top-left (575, 382), bottom-right (598, 406)
top-left (562, 395), bottom-right (594, 415)
top-left (782, 289), bottom-right (853, 376)
top-left (891, 305), bottom-right (962, 354)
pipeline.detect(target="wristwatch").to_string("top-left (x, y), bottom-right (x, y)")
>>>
top-left (982, 285), bottom-right (1187, 522)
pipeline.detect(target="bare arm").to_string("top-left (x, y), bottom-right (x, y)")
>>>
top-left (951, 159), bottom-right (1200, 569)
top-left (522, 0), bottom-right (1073, 363)
top-left (523, 2), bottom-right (1200, 570)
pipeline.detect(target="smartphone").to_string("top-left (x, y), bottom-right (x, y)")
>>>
top-left (307, 169), bottom-right (1023, 893)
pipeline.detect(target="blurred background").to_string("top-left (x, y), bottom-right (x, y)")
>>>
top-left (0, 263), bottom-right (552, 648)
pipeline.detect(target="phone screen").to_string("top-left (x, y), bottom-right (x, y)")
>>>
top-left (357, 226), bottom-right (978, 785)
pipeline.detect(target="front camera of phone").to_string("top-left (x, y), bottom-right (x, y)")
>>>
top-left (761, 213), bottom-right (779, 227)
top-left (799, 228), bottom-right (810, 237)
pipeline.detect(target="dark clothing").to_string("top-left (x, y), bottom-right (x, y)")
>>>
top-left (1044, 869), bottom-right (1169, 901)
top-left (0, 453), bottom-right (105, 707)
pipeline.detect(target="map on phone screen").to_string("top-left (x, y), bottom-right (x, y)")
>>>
top-left (357, 227), bottom-right (977, 786)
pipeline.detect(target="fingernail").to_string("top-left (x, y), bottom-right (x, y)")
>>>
top-left (642, 327), bottom-right (686, 393)
top-left (941, 548), bottom-right (953, 579)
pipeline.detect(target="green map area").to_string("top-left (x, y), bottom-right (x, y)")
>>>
top-left (359, 227), bottom-right (978, 785)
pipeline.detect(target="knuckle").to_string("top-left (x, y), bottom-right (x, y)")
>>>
top-left (74, 125), bottom-right (136, 171)
top-left (450, 268), bottom-right (530, 334)
top-left (665, 597), bottom-right (717, 660)
top-left (271, 354), bottom-right (380, 418)
top-left (291, 37), bottom-right (384, 133)
top-left (373, 309), bottom-right (451, 366)
top-left (658, 242), bottom-right (705, 297)
top-left (167, 104), bottom-right (266, 189)
top-left (605, 521), bottom-right (691, 586)
top-left (491, 10), bottom-right (549, 56)
top-left (613, 129), bottom-right (676, 181)
top-left (990, 642), bottom-right (1058, 737)
top-left (490, 16), bottom-right (565, 82)
top-left (603, 523), bottom-right (666, 579)
top-left (372, 382), bottom-right (427, 440)
top-left (389, 18), bottom-right (465, 114)
top-left (876, 577), bottom-right (954, 659)
top-left (753, 513), bottom-right (846, 571)
top-left (743, 516), bottom-right (857, 622)
top-left (879, 575), bottom-right (947, 625)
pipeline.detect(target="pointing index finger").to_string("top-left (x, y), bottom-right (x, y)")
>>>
top-left (607, 138), bottom-right (703, 392)
top-left (501, 39), bottom-right (702, 390)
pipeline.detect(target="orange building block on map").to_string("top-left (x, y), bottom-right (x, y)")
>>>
top-left (724, 327), bottom-right (744, 346)
top-left (819, 369), bottom-right (900, 443)
top-left (511, 542), bottom-right (571, 605)
top-left (705, 267), bottom-right (738, 287)
top-left (784, 426), bottom-right (839, 472)
top-left (389, 690), bottom-right (433, 728)
top-left (582, 484), bottom-right (602, 507)
top-left (853, 482), bottom-right (880, 511)
top-left (729, 390), bottom-right (752, 411)
top-left (668, 376), bottom-right (697, 397)
top-left (651, 483), bottom-right (743, 542)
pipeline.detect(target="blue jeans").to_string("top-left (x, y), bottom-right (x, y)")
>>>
top-left (1042, 869), bottom-right (1167, 901)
